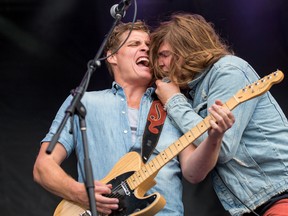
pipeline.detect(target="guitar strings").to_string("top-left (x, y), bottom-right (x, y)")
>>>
top-left (105, 180), bottom-right (131, 199)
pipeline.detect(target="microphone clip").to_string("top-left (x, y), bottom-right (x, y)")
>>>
top-left (110, 0), bottom-right (132, 19)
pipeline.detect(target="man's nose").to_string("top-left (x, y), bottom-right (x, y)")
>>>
top-left (158, 59), bottom-right (164, 67)
top-left (140, 43), bottom-right (149, 52)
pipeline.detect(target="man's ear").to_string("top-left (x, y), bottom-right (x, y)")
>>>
top-left (107, 50), bottom-right (117, 64)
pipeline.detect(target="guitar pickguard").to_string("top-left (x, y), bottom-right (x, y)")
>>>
top-left (106, 172), bottom-right (157, 216)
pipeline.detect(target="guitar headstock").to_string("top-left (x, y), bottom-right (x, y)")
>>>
top-left (234, 70), bottom-right (284, 103)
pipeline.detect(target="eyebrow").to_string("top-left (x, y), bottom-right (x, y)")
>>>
top-left (158, 50), bottom-right (172, 55)
top-left (127, 39), bottom-right (149, 45)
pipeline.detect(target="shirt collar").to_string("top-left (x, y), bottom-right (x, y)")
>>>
top-left (111, 81), bottom-right (155, 97)
top-left (187, 67), bottom-right (210, 89)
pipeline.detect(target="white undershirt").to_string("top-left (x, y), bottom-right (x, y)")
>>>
top-left (128, 107), bottom-right (138, 144)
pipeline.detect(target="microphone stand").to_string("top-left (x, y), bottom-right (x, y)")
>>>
top-left (46, 13), bottom-right (125, 216)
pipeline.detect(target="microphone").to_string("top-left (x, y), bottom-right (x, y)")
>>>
top-left (110, 0), bottom-right (132, 19)
top-left (161, 77), bottom-right (171, 83)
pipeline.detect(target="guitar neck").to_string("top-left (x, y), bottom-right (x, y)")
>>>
top-left (126, 70), bottom-right (284, 190)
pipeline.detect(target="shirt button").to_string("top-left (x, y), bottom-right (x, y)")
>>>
top-left (121, 98), bottom-right (124, 101)
top-left (123, 130), bottom-right (128, 134)
top-left (122, 111), bottom-right (126, 114)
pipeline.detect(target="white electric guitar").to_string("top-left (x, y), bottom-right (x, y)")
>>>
top-left (54, 70), bottom-right (284, 216)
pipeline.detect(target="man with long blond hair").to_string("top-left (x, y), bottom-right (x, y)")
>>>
top-left (150, 12), bottom-right (288, 216)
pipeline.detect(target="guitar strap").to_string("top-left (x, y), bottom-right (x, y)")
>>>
top-left (141, 98), bottom-right (167, 163)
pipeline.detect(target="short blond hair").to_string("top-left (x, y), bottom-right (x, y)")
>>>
top-left (104, 21), bottom-right (150, 77)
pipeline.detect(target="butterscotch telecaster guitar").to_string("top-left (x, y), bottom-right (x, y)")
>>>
top-left (54, 70), bottom-right (284, 216)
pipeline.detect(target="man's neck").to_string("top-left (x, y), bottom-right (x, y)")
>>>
top-left (124, 85), bottom-right (147, 109)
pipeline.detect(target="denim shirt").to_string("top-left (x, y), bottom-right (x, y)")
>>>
top-left (165, 55), bottom-right (288, 215)
top-left (42, 83), bottom-right (183, 215)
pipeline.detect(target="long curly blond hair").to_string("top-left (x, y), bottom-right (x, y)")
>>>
top-left (150, 13), bottom-right (232, 89)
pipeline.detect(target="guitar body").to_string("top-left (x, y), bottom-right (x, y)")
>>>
top-left (54, 152), bottom-right (166, 216)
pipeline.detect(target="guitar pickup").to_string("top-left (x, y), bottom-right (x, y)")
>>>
top-left (121, 181), bottom-right (131, 196)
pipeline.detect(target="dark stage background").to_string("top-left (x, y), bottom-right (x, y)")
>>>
top-left (1, 0), bottom-right (287, 215)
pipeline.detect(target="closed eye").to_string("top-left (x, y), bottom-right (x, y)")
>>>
top-left (128, 41), bottom-right (141, 46)
top-left (158, 50), bottom-right (172, 58)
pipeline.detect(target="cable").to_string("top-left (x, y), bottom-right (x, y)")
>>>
top-left (98, 0), bottom-right (138, 62)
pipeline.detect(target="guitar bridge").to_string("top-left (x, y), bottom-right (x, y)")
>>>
top-left (80, 210), bottom-right (91, 216)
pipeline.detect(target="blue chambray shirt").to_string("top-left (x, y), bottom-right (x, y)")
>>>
top-left (42, 83), bottom-right (184, 215)
top-left (165, 55), bottom-right (288, 216)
